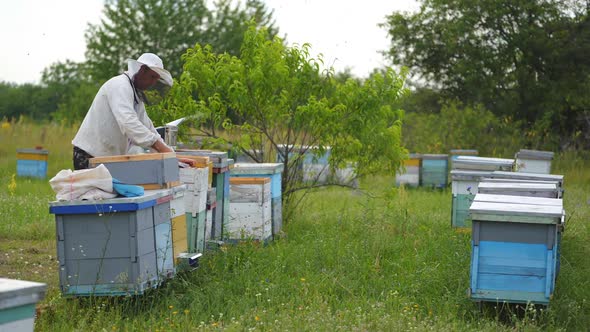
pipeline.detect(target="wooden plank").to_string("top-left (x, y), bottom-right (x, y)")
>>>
top-left (16, 153), bottom-right (49, 161)
top-left (176, 154), bottom-right (210, 167)
top-left (473, 194), bottom-right (562, 207)
top-left (141, 181), bottom-right (181, 190)
top-left (230, 177), bottom-right (271, 185)
top-left (90, 152), bottom-right (176, 164)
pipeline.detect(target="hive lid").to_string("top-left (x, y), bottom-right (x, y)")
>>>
top-left (232, 163), bottom-right (284, 174)
top-left (408, 153), bottom-right (422, 159)
top-left (490, 171), bottom-right (563, 184)
top-left (0, 278), bottom-right (46, 310)
top-left (469, 201), bottom-right (564, 219)
top-left (516, 149), bottom-right (554, 160)
top-left (453, 156), bottom-right (514, 170)
top-left (90, 152), bottom-right (176, 164)
top-left (450, 149), bottom-right (478, 155)
top-left (451, 170), bottom-right (493, 180)
top-left (478, 181), bottom-right (558, 192)
top-left (17, 148), bottom-right (49, 154)
top-left (473, 193), bottom-right (563, 207)
top-left (421, 154), bottom-right (448, 159)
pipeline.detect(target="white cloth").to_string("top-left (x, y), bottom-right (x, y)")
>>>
top-left (72, 70), bottom-right (169, 157)
top-left (49, 164), bottom-right (118, 201)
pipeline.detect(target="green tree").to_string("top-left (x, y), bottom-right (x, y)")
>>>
top-left (382, 0), bottom-right (590, 149)
top-left (157, 26), bottom-right (407, 204)
top-left (84, 0), bottom-right (277, 82)
top-left (0, 82), bottom-right (54, 121)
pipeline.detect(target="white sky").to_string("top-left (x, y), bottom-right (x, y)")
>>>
top-left (0, 0), bottom-right (418, 84)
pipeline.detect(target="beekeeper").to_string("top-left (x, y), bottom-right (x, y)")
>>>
top-left (72, 53), bottom-right (193, 170)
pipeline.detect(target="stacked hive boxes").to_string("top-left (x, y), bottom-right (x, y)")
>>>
top-left (0, 278), bottom-right (46, 332)
top-left (227, 178), bottom-right (272, 242)
top-left (450, 156), bottom-right (515, 228)
top-left (449, 149), bottom-right (478, 170)
top-left (420, 154), bottom-right (449, 188)
top-left (16, 148), bottom-right (49, 179)
top-left (177, 156), bottom-right (211, 254)
top-left (49, 189), bottom-right (179, 296)
top-left (515, 149), bottom-right (554, 174)
top-left (231, 163), bottom-right (284, 238)
top-left (395, 153), bottom-right (421, 187)
top-left (469, 195), bottom-right (564, 305)
top-left (176, 150), bottom-right (231, 241)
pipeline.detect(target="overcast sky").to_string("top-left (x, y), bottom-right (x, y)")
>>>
top-left (0, 0), bottom-right (418, 84)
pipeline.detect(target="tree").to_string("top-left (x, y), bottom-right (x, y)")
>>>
top-left (382, 0), bottom-right (590, 149)
top-left (84, 0), bottom-right (277, 82)
top-left (156, 25), bottom-right (407, 205)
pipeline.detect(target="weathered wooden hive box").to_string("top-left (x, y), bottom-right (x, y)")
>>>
top-left (478, 182), bottom-right (560, 198)
top-left (228, 178), bottom-right (272, 242)
top-left (231, 163), bottom-right (284, 239)
top-left (449, 149), bottom-right (478, 170)
top-left (49, 189), bottom-right (178, 296)
top-left (515, 149), bottom-right (554, 174)
top-left (489, 171), bottom-right (564, 198)
top-left (469, 196), bottom-right (564, 305)
top-left (396, 153), bottom-right (422, 187)
top-left (178, 156), bottom-right (211, 254)
top-left (302, 146), bottom-right (331, 184)
top-left (452, 156), bottom-right (514, 172)
top-left (420, 154), bottom-right (449, 188)
top-left (16, 148), bottom-right (49, 179)
top-left (450, 170), bottom-right (492, 228)
top-left (89, 153), bottom-right (179, 189)
top-left (176, 150), bottom-right (230, 242)
top-left (0, 278), bottom-right (46, 332)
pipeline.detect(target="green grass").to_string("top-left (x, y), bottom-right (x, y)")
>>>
top-left (1, 121), bottom-right (589, 331)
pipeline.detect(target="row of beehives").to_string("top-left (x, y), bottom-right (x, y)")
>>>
top-left (448, 153), bottom-right (564, 306)
top-left (395, 148), bottom-right (555, 188)
top-left (47, 149), bottom-right (284, 297)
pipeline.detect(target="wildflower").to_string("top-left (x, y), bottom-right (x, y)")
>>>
top-left (173, 311), bottom-right (178, 315)
top-left (300, 278), bottom-right (306, 282)
top-left (184, 309), bottom-right (190, 315)
top-left (212, 322), bottom-right (218, 327)
top-left (255, 316), bottom-right (260, 321)
top-left (8, 174), bottom-right (16, 196)
top-left (169, 305), bottom-right (174, 309)
top-left (1, 122), bottom-right (10, 129)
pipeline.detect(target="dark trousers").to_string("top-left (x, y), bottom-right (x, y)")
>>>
top-left (73, 146), bottom-right (94, 170)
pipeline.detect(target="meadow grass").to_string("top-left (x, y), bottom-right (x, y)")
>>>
top-left (1, 121), bottom-right (589, 331)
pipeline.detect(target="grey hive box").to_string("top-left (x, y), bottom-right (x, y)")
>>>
top-left (0, 278), bottom-right (46, 332)
top-left (469, 198), bottom-right (564, 305)
top-left (89, 153), bottom-right (180, 189)
top-left (477, 181), bottom-right (560, 198)
top-left (452, 156), bottom-right (514, 171)
top-left (515, 149), bottom-right (554, 174)
top-left (489, 171), bottom-right (564, 197)
top-left (227, 177), bottom-right (272, 242)
top-left (49, 189), bottom-right (176, 296)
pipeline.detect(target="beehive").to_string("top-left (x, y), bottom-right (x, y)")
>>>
top-left (477, 182), bottom-right (560, 198)
top-left (420, 154), bottom-right (449, 188)
top-left (450, 170), bottom-right (492, 228)
top-left (396, 153), bottom-right (422, 187)
top-left (452, 156), bottom-right (514, 172)
top-left (16, 148), bottom-right (49, 179)
top-left (469, 196), bottom-right (564, 305)
top-left (489, 171), bottom-right (564, 198)
top-left (178, 156), bottom-right (210, 254)
top-left (89, 153), bottom-right (179, 189)
top-left (231, 163), bottom-right (284, 238)
top-left (0, 278), bottom-right (46, 332)
top-left (227, 177), bottom-right (272, 242)
top-left (515, 149), bottom-right (554, 174)
top-left (49, 189), bottom-right (176, 296)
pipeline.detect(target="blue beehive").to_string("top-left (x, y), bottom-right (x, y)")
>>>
top-left (231, 163), bottom-right (284, 238)
top-left (16, 148), bottom-right (48, 179)
top-left (421, 154), bottom-right (449, 188)
top-left (49, 189), bottom-right (176, 296)
top-left (469, 196), bottom-right (564, 305)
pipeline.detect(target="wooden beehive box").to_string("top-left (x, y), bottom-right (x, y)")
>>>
top-left (489, 171), bottom-right (563, 198)
top-left (16, 148), bottom-right (49, 179)
top-left (396, 153), bottom-right (422, 187)
top-left (450, 170), bottom-right (493, 228)
top-left (89, 152), bottom-right (179, 189)
top-left (49, 189), bottom-right (176, 296)
top-left (231, 163), bottom-right (284, 238)
top-left (468, 196), bottom-right (564, 305)
top-left (420, 154), bottom-right (449, 188)
top-left (0, 278), bottom-right (46, 332)
top-left (478, 181), bottom-right (559, 198)
top-left (227, 177), bottom-right (272, 242)
top-left (515, 149), bottom-right (554, 174)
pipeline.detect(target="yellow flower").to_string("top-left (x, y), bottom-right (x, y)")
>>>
top-left (212, 322), bottom-right (218, 327)
top-left (172, 311), bottom-right (178, 315)
top-left (184, 309), bottom-right (190, 315)
top-left (300, 278), bottom-right (306, 282)
top-left (255, 316), bottom-right (260, 321)
top-left (8, 174), bottom-right (16, 196)
top-left (1, 122), bottom-right (10, 129)
top-left (169, 305), bottom-right (174, 309)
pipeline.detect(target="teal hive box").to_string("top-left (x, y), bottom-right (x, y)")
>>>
top-left (0, 278), bottom-right (46, 332)
top-left (469, 196), bottom-right (564, 305)
top-left (16, 148), bottom-right (49, 179)
top-left (450, 170), bottom-right (492, 228)
top-left (49, 189), bottom-right (177, 296)
top-left (231, 163), bottom-right (283, 238)
top-left (421, 154), bottom-right (449, 188)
